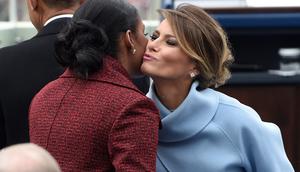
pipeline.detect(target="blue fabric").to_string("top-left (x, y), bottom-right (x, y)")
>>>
top-left (147, 81), bottom-right (294, 172)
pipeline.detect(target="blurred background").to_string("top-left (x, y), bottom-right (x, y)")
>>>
top-left (1, 0), bottom-right (300, 171)
top-left (1, 0), bottom-right (300, 47)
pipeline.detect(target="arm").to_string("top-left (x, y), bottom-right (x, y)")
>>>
top-left (108, 98), bottom-right (160, 172)
top-left (242, 120), bottom-right (294, 172)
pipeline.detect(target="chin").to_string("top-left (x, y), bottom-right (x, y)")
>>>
top-left (140, 67), bottom-right (148, 75)
top-left (141, 63), bottom-right (156, 75)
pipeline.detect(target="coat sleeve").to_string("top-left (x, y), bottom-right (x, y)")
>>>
top-left (108, 97), bottom-right (160, 172)
top-left (240, 117), bottom-right (295, 172)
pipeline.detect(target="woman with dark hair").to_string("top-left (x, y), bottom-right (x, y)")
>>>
top-left (29, 0), bottom-right (160, 171)
top-left (141, 4), bottom-right (294, 172)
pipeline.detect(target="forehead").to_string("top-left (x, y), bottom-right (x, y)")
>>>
top-left (136, 17), bottom-right (144, 28)
top-left (157, 19), bottom-right (174, 34)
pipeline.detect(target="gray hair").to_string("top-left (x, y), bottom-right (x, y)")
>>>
top-left (0, 143), bottom-right (61, 172)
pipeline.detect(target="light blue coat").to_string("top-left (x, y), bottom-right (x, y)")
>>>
top-left (147, 81), bottom-right (294, 172)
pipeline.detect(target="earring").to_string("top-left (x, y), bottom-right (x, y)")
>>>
top-left (190, 71), bottom-right (197, 78)
top-left (132, 48), bottom-right (136, 55)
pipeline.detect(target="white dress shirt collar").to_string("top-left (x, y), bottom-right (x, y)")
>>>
top-left (44, 14), bottom-right (73, 26)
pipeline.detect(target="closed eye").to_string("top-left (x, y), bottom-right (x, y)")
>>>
top-left (166, 39), bottom-right (177, 46)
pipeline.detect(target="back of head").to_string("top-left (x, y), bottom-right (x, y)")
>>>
top-left (42, 0), bottom-right (81, 10)
top-left (159, 4), bottom-right (233, 88)
top-left (55, 0), bottom-right (139, 78)
top-left (27, 0), bottom-right (83, 31)
top-left (0, 143), bottom-right (61, 172)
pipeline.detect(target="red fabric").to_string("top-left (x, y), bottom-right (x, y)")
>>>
top-left (29, 57), bottom-right (160, 172)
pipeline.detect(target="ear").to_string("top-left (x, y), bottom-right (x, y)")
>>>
top-left (125, 30), bottom-right (135, 49)
top-left (28, 0), bottom-right (37, 10)
top-left (189, 59), bottom-right (198, 70)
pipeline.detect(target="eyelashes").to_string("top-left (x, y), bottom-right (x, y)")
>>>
top-left (148, 33), bottom-right (178, 46)
top-left (149, 34), bottom-right (158, 40)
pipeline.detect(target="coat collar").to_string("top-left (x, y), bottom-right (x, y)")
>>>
top-left (36, 17), bottom-right (71, 38)
top-left (147, 81), bottom-right (219, 142)
top-left (61, 56), bottom-right (142, 94)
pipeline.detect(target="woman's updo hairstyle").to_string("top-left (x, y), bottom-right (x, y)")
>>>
top-left (55, 0), bottom-right (139, 78)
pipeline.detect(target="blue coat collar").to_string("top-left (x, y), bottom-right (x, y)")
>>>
top-left (147, 81), bottom-right (219, 142)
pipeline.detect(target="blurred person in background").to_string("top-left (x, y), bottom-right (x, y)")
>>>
top-left (0, 0), bottom-right (84, 149)
top-left (0, 143), bottom-right (61, 172)
top-left (128, 0), bottom-right (151, 19)
top-left (29, 0), bottom-right (160, 171)
top-left (17, 0), bottom-right (30, 21)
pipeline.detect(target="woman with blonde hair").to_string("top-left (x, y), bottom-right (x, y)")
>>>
top-left (141, 4), bottom-right (294, 172)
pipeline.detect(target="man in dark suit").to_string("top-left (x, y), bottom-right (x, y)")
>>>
top-left (0, 0), bottom-right (84, 149)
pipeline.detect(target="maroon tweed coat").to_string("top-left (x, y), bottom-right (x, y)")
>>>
top-left (29, 57), bottom-right (160, 172)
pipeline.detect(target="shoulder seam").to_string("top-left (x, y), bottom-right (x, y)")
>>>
top-left (211, 121), bottom-right (245, 166)
top-left (219, 101), bottom-right (259, 119)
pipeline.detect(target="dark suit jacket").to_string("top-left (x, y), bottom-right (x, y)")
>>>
top-left (0, 18), bottom-right (69, 148)
top-left (29, 57), bottom-right (159, 171)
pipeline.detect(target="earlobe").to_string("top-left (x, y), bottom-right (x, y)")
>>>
top-left (189, 70), bottom-right (199, 78)
top-left (189, 65), bottom-right (199, 78)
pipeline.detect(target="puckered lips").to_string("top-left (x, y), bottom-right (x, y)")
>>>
top-left (143, 53), bottom-right (157, 61)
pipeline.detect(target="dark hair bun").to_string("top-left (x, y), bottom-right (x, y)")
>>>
top-left (55, 19), bottom-right (109, 78)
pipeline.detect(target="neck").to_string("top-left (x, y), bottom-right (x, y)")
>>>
top-left (153, 78), bottom-right (192, 111)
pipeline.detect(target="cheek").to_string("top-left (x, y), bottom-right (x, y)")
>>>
top-left (161, 52), bottom-right (185, 66)
top-left (136, 38), bottom-right (147, 58)
top-left (158, 54), bottom-right (193, 76)
top-left (140, 37), bottom-right (148, 50)
top-left (141, 55), bottom-right (182, 78)
top-left (136, 38), bottom-right (147, 62)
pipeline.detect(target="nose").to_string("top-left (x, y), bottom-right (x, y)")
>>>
top-left (147, 39), bottom-right (160, 52)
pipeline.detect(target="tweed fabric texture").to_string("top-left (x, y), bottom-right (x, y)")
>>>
top-left (29, 57), bottom-right (160, 172)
